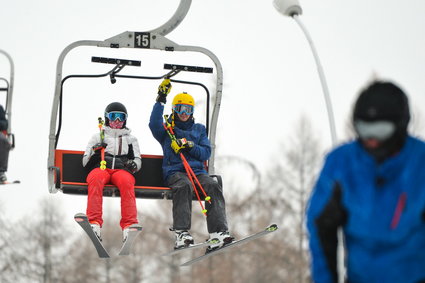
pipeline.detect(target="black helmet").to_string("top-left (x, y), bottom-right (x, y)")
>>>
top-left (104, 102), bottom-right (127, 127)
top-left (353, 81), bottom-right (410, 162)
top-left (353, 81), bottom-right (410, 126)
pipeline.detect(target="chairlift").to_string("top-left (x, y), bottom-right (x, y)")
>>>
top-left (47, 0), bottom-right (224, 200)
top-left (0, 49), bottom-right (16, 149)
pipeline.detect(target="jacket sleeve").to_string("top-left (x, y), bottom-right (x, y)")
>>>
top-left (149, 102), bottom-right (166, 143)
top-left (306, 154), bottom-right (347, 283)
top-left (129, 135), bottom-right (142, 172)
top-left (82, 134), bottom-right (100, 167)
top-left (187, 124), bottom-right (211, 161)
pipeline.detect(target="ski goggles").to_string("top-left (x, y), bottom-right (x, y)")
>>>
top-left (354, 120), bottom-right (396, 141)
top-left (106, 111), bottom-right (127, 121)
top-left (173, 104), bottom-right (194, 115)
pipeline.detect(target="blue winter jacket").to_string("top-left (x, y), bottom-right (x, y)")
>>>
top-left (307, 136), bottom-right (425, 283)
top-left (149, 102), bottom-right (210, 182)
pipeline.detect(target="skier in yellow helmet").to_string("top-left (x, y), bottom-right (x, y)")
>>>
top-left (149, 79), bottom-right (234, 251)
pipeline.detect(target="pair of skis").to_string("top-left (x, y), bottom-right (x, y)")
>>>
top-left (162, 224), bottom-right (279, 266)
top-left (76, 213), bottom-right (278, 265)
top-left (74, 213), bottom-right (142, 258)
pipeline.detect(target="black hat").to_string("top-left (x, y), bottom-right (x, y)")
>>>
top-left (353, 81), bottom-right (410, 162)
top-left (353, 81), bottom-right (410, 126)
top-left (104, 102), bottom-right (127, 127)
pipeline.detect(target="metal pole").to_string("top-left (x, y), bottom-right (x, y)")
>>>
top-left (292, 15), bottom-right (337, 146)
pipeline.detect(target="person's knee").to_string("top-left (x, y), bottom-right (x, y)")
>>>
top-left (201, 177), bottom-right (222, 192)
top-left (112, 170), bottom-right (135, 189)
top-left (173, 181), bottom-right (192, 194)
top-left (87, 168), bottom-right (109, 184)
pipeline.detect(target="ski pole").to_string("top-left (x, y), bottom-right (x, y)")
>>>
top-left (162, 119), bottom-right (210, 215)
top-left (163, 118), bottom-right (211, 202)
top-left (181, 158), bottom-right (207, 215)
top-left (98, 117), bottom-right (107, 170)
top-left (179, 153), bottom-right (211, 203)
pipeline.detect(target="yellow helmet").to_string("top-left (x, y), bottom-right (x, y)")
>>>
top-left (172, 92), bottom-right (195, 107)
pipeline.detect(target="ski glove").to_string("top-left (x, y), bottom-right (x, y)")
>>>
top-left (171, 138), bottom-right (194, 154)
top-left (92, 142), bottom-right (107, 153)
top-left (125, 160), bottom-right (138, 174)
top-left (156, 79), bottom-right (172, 104)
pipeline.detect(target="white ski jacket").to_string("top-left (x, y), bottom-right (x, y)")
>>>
top-left (82, 126), bottom-right (142, 172)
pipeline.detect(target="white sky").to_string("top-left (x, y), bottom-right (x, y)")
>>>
top-left (1, 0), bottom-right (425, 225)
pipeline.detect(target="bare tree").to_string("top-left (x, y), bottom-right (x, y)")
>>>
top-left (0, 202), bottom-right (24, 283)
top-left (2, 197), bottom-right (70, 283)
top-left (263, 115), bottom-right (323, 283)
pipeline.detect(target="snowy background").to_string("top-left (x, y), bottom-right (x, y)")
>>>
top-left (1, 0), bottom-right (425, 229)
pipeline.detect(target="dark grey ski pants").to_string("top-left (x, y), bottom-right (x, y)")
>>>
top-left (167, 172), bottom-right (228, 233)
top-left (0, 134), bottom-right (10, 172)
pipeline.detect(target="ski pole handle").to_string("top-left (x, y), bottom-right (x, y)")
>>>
top-left (98, 117), bottom-right (107, 170)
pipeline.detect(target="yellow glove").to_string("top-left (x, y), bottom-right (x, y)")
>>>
top-left (171, 138), bottom-right (194, 154)
top-left (157, 79), bottom-right (172, 103)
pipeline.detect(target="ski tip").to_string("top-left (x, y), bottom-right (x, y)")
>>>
top-left (0, 180), bottom-right (21, 185)
top-left (74, 213), bottom-right (87, 221)
top-left (128, 224), bottom-right (143, 231)
top-left (267, 224), bottom-right (279, 231)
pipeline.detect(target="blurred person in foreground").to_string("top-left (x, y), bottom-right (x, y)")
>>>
top-left (307, 80), bottom-right (425, 283)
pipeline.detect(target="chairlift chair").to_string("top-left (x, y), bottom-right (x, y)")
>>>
top-left (47, 0), bottom-right (224, 200)
top-left (0, 49), bottom-right (16, 149)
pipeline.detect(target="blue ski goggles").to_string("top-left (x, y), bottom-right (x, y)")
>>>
top-left (106, 111), bottom-right (127, 121)
top-left (173, 104), bottom-right (194, 115)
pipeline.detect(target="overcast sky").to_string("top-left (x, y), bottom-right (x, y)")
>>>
top-left (1, 0), bottom-right (425, 226)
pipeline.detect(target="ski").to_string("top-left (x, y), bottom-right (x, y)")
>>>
top-left (161, 238), bottom-right (220, 257)
top-left (180, 224), bottom-right (279, 266)
top-left (0, 180), bottom-right (20, 185)
top-left (118, 224), bottom-right (143, 256)
top-left (74, 213), bottom-right (110, 258)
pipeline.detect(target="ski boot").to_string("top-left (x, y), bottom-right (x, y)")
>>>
top-left (90, 223), bottom-right (102, 241)
top-left (206, 231), bottom-right (234, 253)
top-left (0, 172), bottom-right (7, 183)
top-left (123, 227), bottom-right (129, 242)
top-left (174, 230), bottom-right (194, 249)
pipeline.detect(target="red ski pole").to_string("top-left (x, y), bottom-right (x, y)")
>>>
top-left (180, 153), bottom-right (211, 204)
top-left (181, 159), bottom-right (207, 215)
top-left (163, 120), bottom-right (210, 215)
